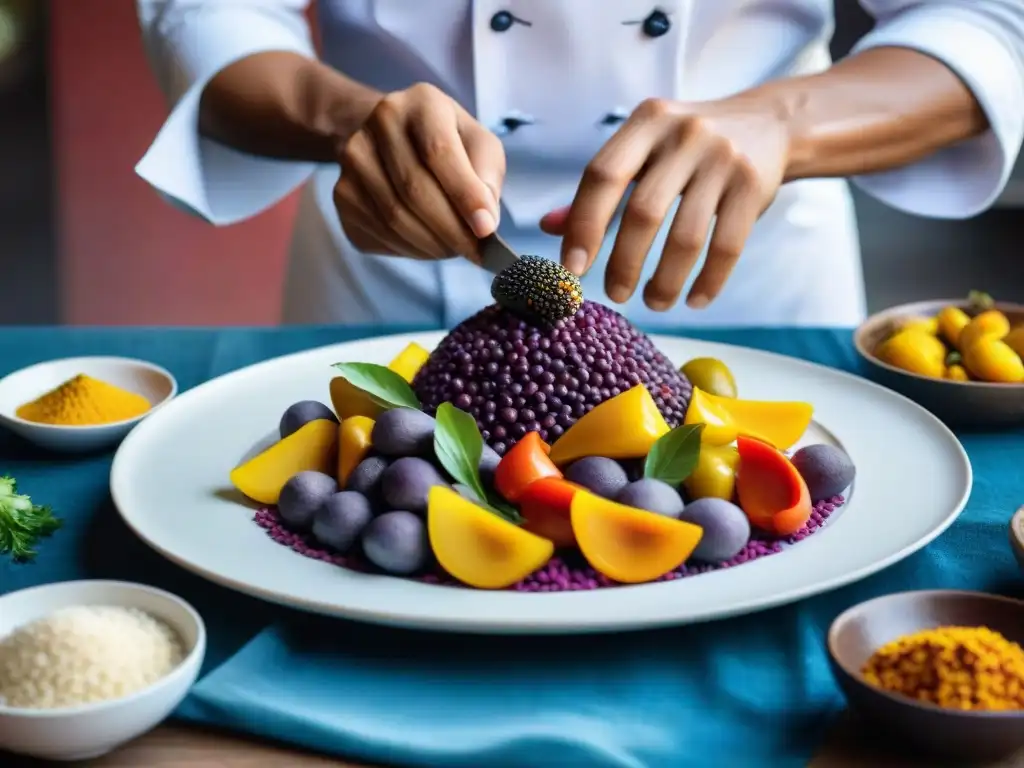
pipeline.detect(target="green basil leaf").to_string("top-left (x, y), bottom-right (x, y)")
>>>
top-left (484, 495), bottom-right (524, 525)
top-left (643, 423), bottom-right (704, 486)
top-left (434, 403), bottom-right (487, 501)
top-left (331, 362), bottom-right (420, 410)
top-left (434, 404), bottom-right (523, 524)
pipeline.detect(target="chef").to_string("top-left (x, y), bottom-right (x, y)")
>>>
top-left (135, 1), bottom-right (1024, 328)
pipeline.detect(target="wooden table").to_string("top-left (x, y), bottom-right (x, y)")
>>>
top-left (5, 719), bottom-right (1023, 767)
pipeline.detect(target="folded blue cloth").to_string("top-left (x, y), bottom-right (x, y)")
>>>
top-left (2, 326), bottom-right (1020, 768)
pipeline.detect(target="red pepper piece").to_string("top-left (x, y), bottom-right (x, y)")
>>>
top-left (735, 436), bottom-right (812, 536)
top-left (494, 431), bottom-right (562, 503)
top-left (519, 477), bottom-right (582, 548)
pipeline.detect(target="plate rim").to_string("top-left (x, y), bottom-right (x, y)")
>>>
top-left (110, 331), bottom-right (973, 634)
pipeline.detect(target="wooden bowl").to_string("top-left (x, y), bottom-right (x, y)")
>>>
top-left (854, 299), bottom-right (1024, 428)
top-left (828, 590), bottom-right (1024, 761)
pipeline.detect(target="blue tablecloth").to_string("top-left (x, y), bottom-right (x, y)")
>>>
top-left (1, 326), bottom-right (1021, 768)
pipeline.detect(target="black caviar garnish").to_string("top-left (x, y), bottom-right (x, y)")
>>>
top-left (490, 256), bottom-right (583, 326)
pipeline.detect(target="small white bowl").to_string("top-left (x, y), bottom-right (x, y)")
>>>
top-left (0, 580), bottom-right (206, 761)
top-left (0, 357), bottom-right (177, 452)
top-left (1011, 506), bottom-right (1024, 573)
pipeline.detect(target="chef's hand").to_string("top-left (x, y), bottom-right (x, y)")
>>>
top-left (334, 83), bottom-right (505, 261)
top-left (540, 97), bottom-right (789, 310)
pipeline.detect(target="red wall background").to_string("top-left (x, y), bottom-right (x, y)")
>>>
top-left (50, 1), bottom-right (302, 325)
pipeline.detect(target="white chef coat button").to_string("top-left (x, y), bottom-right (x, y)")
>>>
top-left (490, 11), bottom-right (515, 32)
top-left (642, 10), bottom-right (671, 38)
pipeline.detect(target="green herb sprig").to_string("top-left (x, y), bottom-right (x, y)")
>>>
top-left (0, 476), bottom-right (62, 562)
top-left (331, 362), bottom-right (420, 410)
top-left (643, 424), bottom-right (704, 486)
top-left (434, 403), bottom-right (521, 524)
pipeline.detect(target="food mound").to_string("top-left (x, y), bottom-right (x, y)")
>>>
top-left (413, 300), bottom-right (693, 455)
top-left (228, 257), bottom-right (857, 591)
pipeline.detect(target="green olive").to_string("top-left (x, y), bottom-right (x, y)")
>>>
top-left (680, 357), bottom-right (738, 398)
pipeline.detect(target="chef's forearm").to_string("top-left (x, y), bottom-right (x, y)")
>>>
top-left (751, 47), bottom-right (989, 181)
top-left (198, 51), bottom-right (383, 163)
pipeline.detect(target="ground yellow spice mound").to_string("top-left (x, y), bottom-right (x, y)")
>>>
top-left (862, 626), bottom-right (1024, 711)
top-left (16, 374), bottom-right (150, 426)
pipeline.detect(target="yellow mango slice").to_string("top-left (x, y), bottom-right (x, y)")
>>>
top-left (548, 384), bottom-right (670, 466)
top-left (230, 419), bottom-right (338, 505)
top-left (330, 342), bottom-right (431, 420)
top-left (570, 491), bottom-right (703, 584)
top-left (337, 416), bottom-right (374, 486)
top-left (427, 486), bottom-right (554, 589)
top-left (684, 388), bottom-right (813, 451)
top-left (388, 342), bottom-right (431, 382)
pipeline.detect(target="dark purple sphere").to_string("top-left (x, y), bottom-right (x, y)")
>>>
top-left (412, 301), bottom-right (692, 454)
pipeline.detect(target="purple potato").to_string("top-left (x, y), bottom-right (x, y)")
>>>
top-left (615, 478), bottom-right (684, 518)
top-left (678, 498), bottom-right (750, 563)
top-left (791, 444), bottom-right (855, 502)
top-left (371, 408), bottom-right (436, 457)
top-left (312, 491), bottom-right (373, 552)
top-left (361, 510), bottom-right (430, 575)
top-left (478, 444), bottom-right (501, 486)
top-left (278, 471), bottom-right (338, 530)
top-left (565, 457), bottom-right (629, 499)
top-left (345, 455), bottom-right (390, 507)
top-left (381, 457), bottom-right (448, 513)
top-left (279, 400), bottom-right (338, 439)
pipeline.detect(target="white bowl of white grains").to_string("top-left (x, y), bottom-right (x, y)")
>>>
top-left (0, 580), bottom-right (205, 761)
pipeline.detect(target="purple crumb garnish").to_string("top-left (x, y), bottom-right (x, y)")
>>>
top-left (410, 301), bottom-right (693, 454)
top-left (254, 495), bottom-right (846, 591)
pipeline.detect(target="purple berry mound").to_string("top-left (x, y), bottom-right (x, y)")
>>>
top-left (412, 301), bottom-right (693, 454)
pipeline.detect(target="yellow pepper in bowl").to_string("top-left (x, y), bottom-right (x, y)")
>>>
top-left (875, 328), bottom-right (946, 379)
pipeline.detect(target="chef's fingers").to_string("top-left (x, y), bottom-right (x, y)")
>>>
top-left (405, 93), bottom-right (500, 243)
top-left (369, 116), bottom-right (481, 263)
top-left (333, 183), bottom-right (402, 256)
top-left (340, 129), bottom-right (449, 260)
top-left (333, 158), bottom-right (437, 259)
top-left (458, 113), bottom-right (506, 214)
top-left (643, 154), bottom-right (731, 311)
top-left (686, 180), bottom-right (761, 308)
top-left (343, 216), bottom-right (400, 256)
top-left (604, 147), bottom-right (703, 304)
top-left (559, 108), bottom-right (664, 277)
top-left (539, 205), bottom-right (570, 235)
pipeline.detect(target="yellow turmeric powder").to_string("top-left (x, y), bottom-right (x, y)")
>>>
top-left (16, 374), bottom-right (150, 426)
top-left (862, 626), bottom-right (1024, 712)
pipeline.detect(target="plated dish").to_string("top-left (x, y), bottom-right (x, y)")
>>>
top-left (111, 341), bottom-right (971, 631)
top-left (111, 262), bottom-right (971, 632)
top-left (235, 299), bottom-right (853, 591)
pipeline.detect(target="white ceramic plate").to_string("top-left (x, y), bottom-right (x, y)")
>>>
top-left (110, 332), bottom-right (972, 634)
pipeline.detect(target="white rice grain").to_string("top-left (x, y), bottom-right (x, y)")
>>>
top-left (0, 605), bottom-right (185, 709)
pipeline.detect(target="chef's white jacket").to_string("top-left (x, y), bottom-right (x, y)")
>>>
top-left (135, 1), bottom-right (1024, 327)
